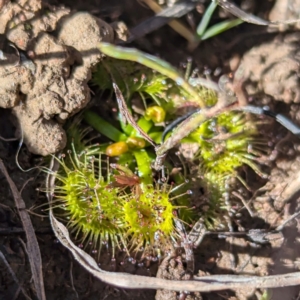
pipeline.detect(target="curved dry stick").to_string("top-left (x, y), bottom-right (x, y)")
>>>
top-left (112, 82), bottom-right (156, 147)
top-left (50, 213), bottom-right (300, 291)
top-left (0, 159), bottom-right (46, 300)
top-left (47, 157), bottom-right (300, 293)
top-left (0, 249), bottom-right (31, 300)
top-left (154, 101), bottom-right (239, 170)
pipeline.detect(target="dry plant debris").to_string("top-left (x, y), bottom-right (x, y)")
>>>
top-left (0, 159), bottom-right (46, 300)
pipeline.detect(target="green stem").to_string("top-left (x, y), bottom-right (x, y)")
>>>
top-left (132, 149), bottom-right (153, 190)
top-left (196, 1), bottom-right (218, 38)
top-left (137, 117), bottom-right (153, 134)
top-left (119, 120), bottom-right (134, 136)
top-left (98, 43), bottom-right (205, 108)
top-left (83, 110), bottom-right (127, 142)
top-left (121, 117), bottom-right (154, 138)
top-left (201, 19), bottom-right (243, 40)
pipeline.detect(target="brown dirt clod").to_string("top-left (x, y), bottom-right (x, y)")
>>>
top-left (236, 33), bottom-right (300, 105)
top-left (0, 0), bottom-right (114, 155)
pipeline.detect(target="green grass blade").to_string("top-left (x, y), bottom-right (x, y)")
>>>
top-left (133, 149), bottom-right (153, 186)
top-left (98, 43), bottom-right (205, 108)
top-left (201, 19), bottom-right (243, 40)
top-left (137, 117), bottom-right (153, 134)
top-left (83, 110), bottom-right (127, 142)
top-left (196, 1), bottom-right (218, 38)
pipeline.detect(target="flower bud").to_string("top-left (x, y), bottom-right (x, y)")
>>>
top-left (106, 141), bottom-right (129, 156)
top-left (126, 137), bottom-right (146, 149)
top-left (144, 106), bottom-right (166, 123)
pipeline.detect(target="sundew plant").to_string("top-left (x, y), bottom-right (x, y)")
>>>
top-left (51, 39), bottom-right (268, 258)
top-left (51, 123), bottom-right (190, 258)
top-left (92, 43), bottom-right (264, 226)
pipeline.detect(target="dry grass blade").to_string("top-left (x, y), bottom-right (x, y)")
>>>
top-left (131, 0), bottom-right (197, 46)
top-left (154, 101), bottom-right (239, 170)
top-left (217, 0), bottom-right (300, 26)
top-left (0, 249), bottom-right (31, 300)
top-left (0, 159), bottom-right (46, 300)
top-left (112, 82), bottom-right (157, 147)
top-left (49, 213), bottom-right (300, 291)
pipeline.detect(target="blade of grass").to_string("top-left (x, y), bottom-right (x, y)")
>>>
top-left (196, 1), bottom-right (218, 38)
top-left (140, 0), bottom-right (197, 45)
top-left (217, 0), bottom-right (300, 26)
top-left (83, 110), bottom-right (127, 142)
top-left (98, 43), bottom-right (205, 108)
top-left (133, 149), bottom-right (153, 187)
top-left (201, 19), bottom-right (244, 40)
top-left (217, 0), bottom-right (268, 25)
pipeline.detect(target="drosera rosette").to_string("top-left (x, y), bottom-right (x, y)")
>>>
top-left (50, 116), bottom-right (193, 260)
top-left (188, 111), bottom-right (262, 175)
top-left (117, 149), bottom-right (192, 255)
top-left (185, 110), bottom-right (267, 228)
top-left (93, 42), bottom-right (269, 228)
top-left (51, 146), bottom-right (129, 258)
top-left (82, 99), bottom-right (196, 226)
top-left (47, 117), bottom-right (130, 258)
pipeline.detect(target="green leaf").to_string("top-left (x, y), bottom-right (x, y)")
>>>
top-left (133, 149), bottom-right (153, 186)
top-left (83, 110), bottom-right (127, 142)
top-left (201, 19), bottom-right (244, 40)
top-left (196, 1), bottom-right (218, 38)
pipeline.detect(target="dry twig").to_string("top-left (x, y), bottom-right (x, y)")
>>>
top-left (0, 159), bottom-right (46, 300)
top-left (0, 249), bottom-right (31, 300)
top-left (47, 157), bottom-right (300, 293)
